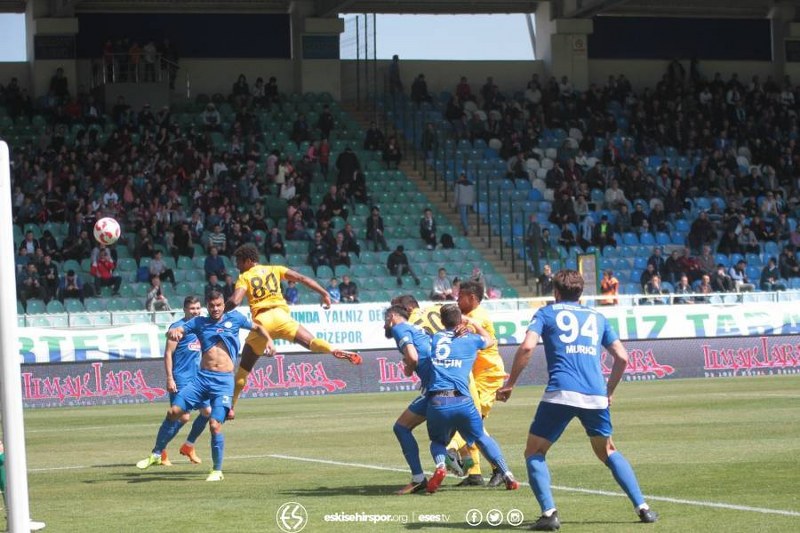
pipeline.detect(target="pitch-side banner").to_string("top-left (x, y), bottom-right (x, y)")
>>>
top-left (16, 301), bottom-right (800, 363)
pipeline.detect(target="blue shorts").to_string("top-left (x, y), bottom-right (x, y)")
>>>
top-left (407, 394), bottom-right (429, 417)
top-left (170, 380), bottom-right (211, 410)
top-left (425, 395), bottom-right (484, 446)
top-left (172, 369), bottom-right (233, 423)
top-left (530, 401), bottom-right (613, 443)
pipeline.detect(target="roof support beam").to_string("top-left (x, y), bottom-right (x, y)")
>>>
top-left (315, 0), bottom-right (358, 17)
top-left (562, 0), bottom-right (632, 18)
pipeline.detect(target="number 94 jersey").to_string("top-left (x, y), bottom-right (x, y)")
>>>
top-left (235, 264), bottom-right (290, 314)
top-left (528, 301), bottom-right (619, 403)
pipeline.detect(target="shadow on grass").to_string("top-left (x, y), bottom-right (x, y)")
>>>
top-left (92, 472), bottom-right (201, 484)
top-left (404, 519), bottom-right (635, 530)
top-left (278, 484), bottom-right (416, 497)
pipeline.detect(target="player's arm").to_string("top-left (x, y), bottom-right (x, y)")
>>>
top-left (249, 322), bottom-right (276, 356)
top-left (400, 343), bottom-right (419, 376)
top-left (166, 326), bottom-right (185, 342)
top-left (496, 329), bottom-right (540, 402)
top-left (462, 316), bottom-right (495, 349)
top-left (163, 337), bottom-right (178, 393)
top-left (604, 339), bottom-right (629, 406)
top-left (225, 287), bottom-right (247, 313)
top-left (284, 268), bottom-right (332, 308)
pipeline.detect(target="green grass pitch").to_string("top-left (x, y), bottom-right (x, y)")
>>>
top-left (13, 375), bottom-right (800, 532)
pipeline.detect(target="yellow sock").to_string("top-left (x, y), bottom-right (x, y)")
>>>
top-left (232, 367), bottom-right (250, 408)
top-left (466, 444), bottom-right (482, 476)
top-left (309, 337), bottom-right (333, 353)
top-left (448, 433), bottom-right (467, 452)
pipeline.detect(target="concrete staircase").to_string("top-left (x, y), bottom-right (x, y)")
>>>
top-left (343, 104), bottom-right (538, 298)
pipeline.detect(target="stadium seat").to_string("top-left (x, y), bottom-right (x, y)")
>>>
top-left (25, 299), bottom-right (46, 314)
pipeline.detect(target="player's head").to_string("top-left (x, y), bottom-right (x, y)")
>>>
top-left (553, 269), bottom-right (584, 302)
top-left (183, 295), bottom-right (202, 318)
top-left (440, 304), bottom-right (462, 330)
top-left (234, 243), bottom-right (259, 272)
top-left (383, 305), bottom-right (410, 338)
top-left (390, 294), bottom-right (419, 313)
top-left (206, 290), bottom-right (225, 320)
top-left (457, 280), bottom-right (484, 314)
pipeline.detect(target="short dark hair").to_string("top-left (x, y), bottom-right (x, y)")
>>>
top-left (385, 305), bottom-right (410, 321)
top-left (183, 295), bottom-right (200, 307)
top-left (553, 269), bottom-right (584, 301)
top-left (440, 304), bottom-right (462, 329)
top-left (391, 294), bottom-right (419, 312)
top-left (206, 289), bottom-right (224, 302)
top-left (459, 280), bottom-right (484, 302)
top-left (234, 243), bottom-right (259, 264)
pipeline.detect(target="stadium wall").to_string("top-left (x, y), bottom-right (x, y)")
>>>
top-left (19, 334), bottom-right (800, 408)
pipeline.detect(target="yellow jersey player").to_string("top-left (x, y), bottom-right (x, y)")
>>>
top-left (226, 244), bottom-right (361, 419)
top-left (449, 279), bottom-right (507, 487)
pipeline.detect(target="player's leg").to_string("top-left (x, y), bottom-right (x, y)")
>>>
top-left (447, 376), bottom-right (480, 479)
top-left (424, 398), bottom-right (456, 494)
top-left (583, 409), bottom-right (657, 523)
top-left (476, 375), bottom-right (506, 486)
top-left (455, 399), bottom-right (518, 490)
top-left (206, 375), bottom-right (233, 481)
top-left (181, 404), bottom-right (211, 464)
top-left (293, 320), bottom-right (361, 364)
top-left (137, 404), bottom-right (187, 469)
top-left (393, 398), bottom-right (427, 495)
top-left (525, 402), bottom-right (572, 531)
top-left (231, 343), bottom-right (261, 415)
top-left (160, 390), bottom-right (192, 466)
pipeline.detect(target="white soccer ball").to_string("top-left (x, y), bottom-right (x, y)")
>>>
top-left (93, 217), bottom-right (121, 245)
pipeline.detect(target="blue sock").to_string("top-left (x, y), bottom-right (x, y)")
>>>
top-left (152, 418), bottom-right (182, 455)
top-left (606, 452), bottom-right (645, 507)
top-left (526, 454), bottom-right (555, 513)
top-left (475, 435), bottom-right (509, 473)
top-left (211, 432), bottom-right (225, 471)
top-left (186, 414), bottom-right (209, 445)
top-left (393, 423), bottom-right (423, 477)
top-left (430, 441), bottom-right (447, 467)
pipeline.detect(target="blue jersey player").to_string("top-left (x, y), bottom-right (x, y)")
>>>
top-left (497, 269), bottom-right (658, 530)
top-left (161, 295), bottom-right (209, 466)
top-left (411, 304), bottom-right (519, 494)
top-left (137, 290), bottom-right (275, 481)
top-left (384, 304), bottom-right (433, 494)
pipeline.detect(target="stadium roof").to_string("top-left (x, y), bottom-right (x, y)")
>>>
top-left (0, 0), bottom-right (797, 18)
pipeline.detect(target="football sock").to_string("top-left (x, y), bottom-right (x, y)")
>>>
top-left (430, 441), bottom-right (448, 468)
top-left (474, 435), bottom-right (508, 474)
top-left (186, 413), bottom-right (209, 445)
top-left (309, 338), bottom-right (333, 353)
top-left (606, 451), bottom-right (645, 507)
top-left (526, 454), bottom-right (555, 513)
top-left (393, 423), bottom-right (423, 477)
top-left (466, 443), bottom-right (482, 475)
top-left (211, 432), bottom-right (225, 471)
top-left (232, 367), bottom-right (250, 407)
top-left (153, 418), bottom-right (182, 455)
top-left (447, 432), bottom-right (466, 453)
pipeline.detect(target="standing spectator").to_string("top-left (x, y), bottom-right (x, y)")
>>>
top-left (265, 226), bottom-right (285, 260)
top-left (537, 264), bottom-right (554, 297)
top-left (760, 258), bottom-right (787, 291)
top-left (673, 275), bottom-right (694, 304)
top-left (366, 206), bottom-right (389, 252)
top-left (688, 211), bottom-right (715, 254)
top-left (143, 40), bottom-right (157, 81)
top-left (203, 246), bottom-right (226, 280)
top-left (317, 105), bottom-right (335, 139)
top-left (387, 245), bottom-right (420, 287)
top-left (431, 268), bottom-right (454, 301)
top-left (173, 221), bottom-right (194, 259)
top-left (149, 250), bottom-right (176, 287)
top-left (388, 54), bottom-right (403, 95)
top-left (599, 269), bottom-right (619, 305)
top-left (231, 74), bottom-right (250, 109)
top-left (363, 121), bottom-right (385, 151)
top-left (58, 269), bottom-right (86, 302)
top-left (326, 278), bottom-right (341, 304)
top-left (40, 255), bottom-right (59, 303)
top-left (382, 136), bottom-right (402, 169)
top-left (91, 248), bottom-right (122, 295)
top-left (454, 173), bottom-right (474, 236)
top-left (410, 73), bottom-right (432, 104)
top-left (335, 147), bottom-right (361, 185)
top-left (49, 67), bottom-right (69, 106)
top-left (145, 276), bottom-right (171, 312)
top-left (307, 231), bottom-right (332, 276)
top-left (221, 274), bottom-right (236, 301)
top-left (419, 208), bottom-right (437, 250)
top-left (339, 275), bottom-right (359, 303)
top-left (319, 137), bottom-right (331, 178)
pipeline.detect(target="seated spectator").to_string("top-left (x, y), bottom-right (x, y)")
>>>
top-left (149, 250), bottom-right (176, 287)
top-left (630, 203), bottom-right (647, 234)
top-left (286, 211), bottom-right (311, 241)
top-left (558, 222), bottom-right (577, 252)
top-left (673, 275), bottom-right (694, 304)
top-left (204, 246), bottom-right (227, 280)
top-left (599, 269), bottom-right (619, 305)
top-left (642, 274), bottom-right (666, 305)
top-left (577, 215), bottom-right (595, 250)
top-left (696, 245), bottom-right (716, 277)
top-left (760, 257), bottom-right (787, 291)
top-left (285, 280), bottom-right (299, 305)
top-left (40, 254), bottom-right (59, 303)
top-left (62, 230), bottom-right (92, 262)
top-left (307, 231), bottom-right (332, 276)
top-left (17, 263), bottom-right (45, 307)
top-left (326, 278), bottom-right (341, 304)
top-left (39, 230), bottom-right (60, 261)
top-left (593, 215), bottom-right (617, 248)
top-left (173, 221), bottom-right (194, 259)
top-left (266, 226), bottom-right (285, 260)
top-left (647, 247), bottom-right (666, 276)
top-left (387, 245), bottom-right (420, 287)
top-left (419, 208), bottom-right (437, 250)
top-left (205, 273), bottom-right (224, 299)
top-left (231, 74), bottom-right (250, 109)
top-left (737, 226), bottom-right (760, 254)
top-left (291, 113), bottom-right (310, 147)
top-left (431, 268), bottom-right (455, 301)
top-left (322, 184), bottom-right (349, 220)
top-left (363, 122), bottom-right (385, 151)
top-left (221, 274), bottom-right (236, 301)
top-left (717, 229), bottom-right (741, 256)
top-left (688, 211), bottom-right (716, 254)
top-left (663, 249), bottom-right (682, 284)
top-left (318, 105), bottom-right (335, 139)
top-left (382, 136), bottom-right (402, 169)
top-left (331, 233), bottom-right (351, 269)
top-left (58, 269), bottom-right (88, 302)
top-left (339, 223), bottom-right (361, 257)
top-left (779, 246), bottom-right (800, 279)
top-left (366, 206), bottom-right (389, 252)
top-left (640, 263), bottom-right (657, 290)
top-left (339, 274), bottom-right (359, 303)
top-left (729, 260), bottom-right (755, 292)
top-left (537, 264), bottom-right (555, 297)
top-left (91, 248), bottom-right (122, 295)
top-left (202, 103), bottom-right (221, 131)
top-left (410, 73), bottom-right (432, 104)
top-left (693, 274), bottom-right (713, 303)
top-left (145, 276), bottom-right (171, 311)
top-left (206, 224), bottom-right (226, 253)
top-left (711, 264), bottom-right (735, 292)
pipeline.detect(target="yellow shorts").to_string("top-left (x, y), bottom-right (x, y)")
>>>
top-left (245, 306), bottom-right (300, 353)
top-left (469, 374), bottom-right (506, 418)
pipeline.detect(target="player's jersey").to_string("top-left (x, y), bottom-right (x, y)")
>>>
top-left (467, 305), bottom-right (506, 379)
top-left (168, 317), bottom-right (202, 386)
top-left (409, 305), bottom-right (444, 335)
top-left (427, 330), bottom-right (489, 397)
top-left (235, 264), bottom-right (290, 314)
top-left (527, 301), bottom-right (619, 409)
top-left (182, 311), bottom-right (253, 366)
top-left (391, 322), bottom-right (433, 392)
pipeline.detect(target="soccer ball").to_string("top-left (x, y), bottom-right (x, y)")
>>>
top-left (93, 217), bottom-right (121, 245)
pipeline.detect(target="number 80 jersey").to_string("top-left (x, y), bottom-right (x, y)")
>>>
top-left (527, 301), bottom-right (619, 408)
top-left (235, 264), bottom-right (290, 314)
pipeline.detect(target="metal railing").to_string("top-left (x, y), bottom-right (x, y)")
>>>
top-left (90, 53), bottom-right (188, 97)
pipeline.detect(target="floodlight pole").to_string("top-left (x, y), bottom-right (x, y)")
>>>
top-left (0, 141), bottom-right (32, 532)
